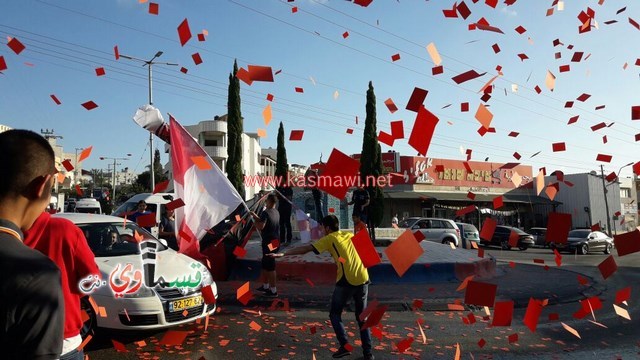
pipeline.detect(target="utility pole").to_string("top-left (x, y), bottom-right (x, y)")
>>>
top-left (600, 164), bottom-right (613, 237)
top-left (101, 155), bottom-right (130, 205)
top-left (41, 129), bottom-right (63, 193)
top-left (119, 51), bottom-right (178, 192)
top-left (75, 147), bottom-right (84, 186)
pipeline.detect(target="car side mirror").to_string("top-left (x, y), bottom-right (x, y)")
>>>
top-left (158, 238), bottom-right (169, 247)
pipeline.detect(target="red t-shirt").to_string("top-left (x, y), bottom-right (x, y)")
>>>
top-left (24, 212), bottom-right (99, 339)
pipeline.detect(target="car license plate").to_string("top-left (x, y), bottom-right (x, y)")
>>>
top-left (169, 296), bottom-right (203, 312)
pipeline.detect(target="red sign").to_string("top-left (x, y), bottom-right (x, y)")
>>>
top-left (397, 157), bottom-right (533, 189)
top-left (351, 152), bottom-right (399, 174)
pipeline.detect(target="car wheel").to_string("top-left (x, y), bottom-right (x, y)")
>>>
top-left (519, 246), bottom-right (528, 251)
top-left (442, 238), bottom-right (455, 247)
top-left (604, 243), bottom-right (612, 254)
top-left (578, 243), bottom-right (589, 255)
top-left (501, 241), bottom-right (511, 250)
top-left (80, 297), bottom-right (97, 339)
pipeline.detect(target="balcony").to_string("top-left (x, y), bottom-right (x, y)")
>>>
top-left (205, 146), bottom-right (228, 159)
top-left (198, 120), bottom-right (227, 134)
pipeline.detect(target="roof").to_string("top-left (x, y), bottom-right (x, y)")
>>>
top-left (384, 191), bottom-right (560, 205)
top-left (53, 213), bottom-right (129, 224)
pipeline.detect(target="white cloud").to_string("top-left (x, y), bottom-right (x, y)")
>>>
top-left (500, 6), bottom-right (518, 17)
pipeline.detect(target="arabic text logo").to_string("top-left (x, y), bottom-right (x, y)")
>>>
top-left (109, 263), bottom-right (143, 298)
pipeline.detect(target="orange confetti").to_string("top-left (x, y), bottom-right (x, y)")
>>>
top-left (561, 322), bottom-right (581, 338)
top-left (191, 155), bottom-right (212, 170)
top-left (249, 321), bottom-right (262, 332)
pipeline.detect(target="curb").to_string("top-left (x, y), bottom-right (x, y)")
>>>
top-left (229, 257), bottom-right (497, 285)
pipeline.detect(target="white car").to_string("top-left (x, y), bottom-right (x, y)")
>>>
top-left (54, 213), bottom-right (217, 332)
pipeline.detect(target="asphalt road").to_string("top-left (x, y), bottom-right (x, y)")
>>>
top-left (85, 245), bottom-right (640, 359)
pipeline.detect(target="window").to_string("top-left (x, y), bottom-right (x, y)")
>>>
top-left (620, 188), bottom-right (631, 198)
top-left (204, 139), bottom-right (218, 147)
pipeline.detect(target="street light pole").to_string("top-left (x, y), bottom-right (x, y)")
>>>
top-left (600, 165), bottom-right (613, 237)
top-left (119, 51), bottom-right (178, 192)
top-left (100, 156), bottom-right (130, 205)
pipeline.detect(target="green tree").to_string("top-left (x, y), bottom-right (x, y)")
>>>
top-left (359, 81), bottom-right (384, 231)
top-left (153, 149), bottom-right (168, 184)
top-left (275, 122), bottom-right (288, 179)
top-left (225, 59), bottom-right (246, 199)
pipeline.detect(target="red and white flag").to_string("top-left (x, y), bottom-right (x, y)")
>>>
top-left (169, 115), bottom-right (244, 259)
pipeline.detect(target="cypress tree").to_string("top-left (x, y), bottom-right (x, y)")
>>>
top-left (360, 81), bottom-right (384, 233)
top-left (275, 122), bottom-right (288, 179)
top-left (225, 59), bottom-right (246, 199)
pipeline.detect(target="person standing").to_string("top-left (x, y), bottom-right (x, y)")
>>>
top-left (250, 193), bottom-right (280, 297)
top-left (391, 214), bottom-right (399, 227)
top-left (274, 215), bottom-right (374, 360)
top-left (277, 186), bottom-right (293, 246)
top-left (0, 129), bottom-right (65, 359)
top-left (24, 212), bottom-right (100, 360)
top-left (159, 207), bottom-right (178, 251)
top-left (130, 200), bottom-right (152, 231)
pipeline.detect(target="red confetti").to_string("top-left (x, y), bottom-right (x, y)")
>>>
top-left (50, 94), bottom-right (62, 105)
top-left (95, 67), bottom-right (106, 76)
top-left (7, 37), bottom-right (25, 55)
top-left (81, 101), bottom-right (98, 110)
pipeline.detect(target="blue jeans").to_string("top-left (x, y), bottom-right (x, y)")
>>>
top-left (329, 283), bottom-right (372, 355)
top-left (61, 348), bottom-right (84, 360)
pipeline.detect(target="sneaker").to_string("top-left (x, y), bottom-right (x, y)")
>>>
top-left (332, 347), bottom-right (351, 358)
top-left (364, 353), bottom-right (374, 360)
top-left (263, 289), bottom-right (278, 298)
top-left (255, 286), bottom-right (269, 292)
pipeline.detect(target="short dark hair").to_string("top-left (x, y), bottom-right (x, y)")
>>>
top-left (322, 215), bottom-right (340, 232)
top-left (266, 193), bottom-right (278, 204)
top-left (0, 130), bottom-right (55, 200)
top-left (137, 200), bottom-right (147, 206)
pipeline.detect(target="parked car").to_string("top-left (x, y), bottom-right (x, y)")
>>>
top-left (481, 225), bottom-right (535, 250)
top-left (528, 227), bottom-right (548, 247)
top-left (53, 213), bottom-right (217, 333)
top-left (550, 229), bottom-right (613, 255)
top-left (401, 217), bottom-right (461, 247)
top-left (456, 222), bottom-right (480, 248)
top-left (75, 198), bottom-right (102, 214)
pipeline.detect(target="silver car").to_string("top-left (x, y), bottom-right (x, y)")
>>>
top-left (400, 217), bottom-right (461, 247)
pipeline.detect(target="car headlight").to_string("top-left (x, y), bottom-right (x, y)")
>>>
top-left (200, 269), bottom-right (213, 287)
top-left (123, 285), bottom-right (155, 298)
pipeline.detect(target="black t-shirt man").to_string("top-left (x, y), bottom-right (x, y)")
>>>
top-left (277, 187), bottom-right (293, 213)
top-left (259, 208), bottom-right (280, 252)
top-left (0, 219), bottom-right (64, 359)
top-left (351, 188), bottom-right (370, 217)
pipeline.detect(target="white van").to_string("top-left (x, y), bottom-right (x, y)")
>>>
top-left (112, 193), bottom-right (175, 238)
top-left (74, 198), bottom-right (102, 214)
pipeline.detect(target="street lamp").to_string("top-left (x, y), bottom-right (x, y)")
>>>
top-left (600, 162), bottom-right (634, 237)
top-left (100, 155), bottom-right (130, 205)
top-left (119, 51), bottom-right (178, 192)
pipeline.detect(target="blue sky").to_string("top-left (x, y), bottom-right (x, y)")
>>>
top-left (1, 0), bottom-right (639, 178)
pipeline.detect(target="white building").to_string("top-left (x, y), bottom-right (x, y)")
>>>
top-left (165, 115), bottom-right (262, 200)
top-left (619, 177), bottom-right (638, 232)
top-left (0, 124), bottom-right (12, 133)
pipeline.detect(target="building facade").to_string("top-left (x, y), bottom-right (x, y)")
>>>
top-left (619, 177), bottom-right (638, 232)
top-left (0, 124), bottom-right (12, 134)
top-left (538, 172), bottom-right (622, 233)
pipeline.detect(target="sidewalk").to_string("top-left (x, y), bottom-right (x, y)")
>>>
top-left (228, 237), bottom-right (496, 285)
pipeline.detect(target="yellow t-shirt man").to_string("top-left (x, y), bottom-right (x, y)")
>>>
top-left (311, 230), bottom-right (369, 286)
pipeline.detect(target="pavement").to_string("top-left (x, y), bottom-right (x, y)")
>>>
top-left (228, 234), bottom-right (496, 285)
top-left (219, 233), bottom-right (603, 312)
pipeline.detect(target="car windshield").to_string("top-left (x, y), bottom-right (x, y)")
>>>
top-left (77, 222), bottom-right (167, 257)
top-left (400, 218), bottom-right (420, 228)
top-left (112, 201), bottom-right (157, 217)
top-left (568, 230), bottom-right (591, 238)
